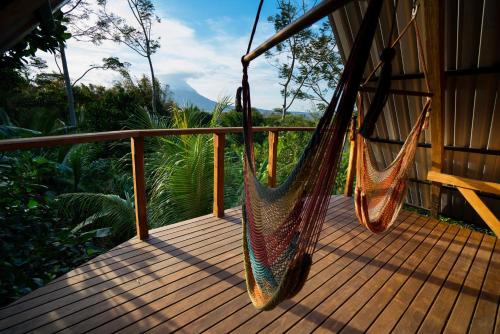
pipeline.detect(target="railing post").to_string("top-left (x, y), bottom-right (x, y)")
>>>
top-left (213, 132), bottom-right (225, 218)
top-left (131, 136), bottom-right (148, 240)
top-left (268, 131), bottom-right (279, 187)
top-left (344, 116), bottom-right (357, 196)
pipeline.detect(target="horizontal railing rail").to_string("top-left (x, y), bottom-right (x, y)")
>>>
top-left (0, 127), bottom-right (315, 151)
top-left (0, 126), bottom-right (315, 240)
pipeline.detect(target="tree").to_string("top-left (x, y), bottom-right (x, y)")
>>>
top-left (61, 0), bottom-right (102, 43)
top-left (266, 0), bottom-right (342, 118)
top-left (54, 56), bottom-right (130, 88)
top-left (96, 0), bottom-right (161, 113)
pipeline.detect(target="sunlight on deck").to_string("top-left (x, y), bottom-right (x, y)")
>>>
top-left (0, 195), bottom-right (498, 333)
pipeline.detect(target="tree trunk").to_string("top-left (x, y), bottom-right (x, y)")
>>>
top-left (282, 86), bottom-right (288, 120)
top-left (59, 43), bottom-right (77, 127)
top-left (147, 54), bottom-right (158, 113)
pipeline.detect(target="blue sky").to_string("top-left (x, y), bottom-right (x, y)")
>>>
top-left (157, 1), bottom-right (278, 39)
top-left (40, 0), bottom-right (324, 111)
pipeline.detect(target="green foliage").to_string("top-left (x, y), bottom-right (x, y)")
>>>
top-left (0, 70), bottom-right (69, 134)
top-left (438, 215), bottom-right (494, 236)
top-left (76, 76), bottom-right (173, 132)
top-left (144, 99), bottom-right (232, 226)
top-left (0, 153), bottom-right (105, 306)
top-left (0, 67), bottom-right (173, 136)
top-left (332, 143), bottom-right (350, 195)
top-left (221, 108), bottom-right (266, 144)
top-left (266, 0), bottom-right (342, 115)
top-left (402, 205), bottom-right (494, 236)
top-left (0, 12), bottom-right (70, 69)
top-left (57, 192), bottom-right (135, 242)
top-left (0, 108), bottom-right (42, 139)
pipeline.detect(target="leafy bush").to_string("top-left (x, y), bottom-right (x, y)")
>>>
top-left (0, 153), bottom-right (106, 306)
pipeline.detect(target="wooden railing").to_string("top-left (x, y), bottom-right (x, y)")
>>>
top-left (0, 127), bottom-right (315, 240)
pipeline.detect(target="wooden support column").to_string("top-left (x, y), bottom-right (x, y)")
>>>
top-left (423, 0), bottom-right (445, 218)
top-left (268, 131), bottom-right (279, 187)
top-left (213, 132), bottom-right (225, 218)
top-left (131, 136), bottom-right (148, 240)
top-left (344, 116), bottom-right (357, 196)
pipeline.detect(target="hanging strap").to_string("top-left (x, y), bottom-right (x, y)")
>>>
top-left (358, 2), bottom-right (430, 138)
top-left (358, 0), bottom-right (399, 138)
top-left (246, 0), bottom-right (265, 55)
top-left (236, 0), bottom-right (265, 172)
top-left (358, 47), bottom-right (396, 137)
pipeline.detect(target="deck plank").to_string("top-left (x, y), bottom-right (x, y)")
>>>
top-left (469, 238), bottom-right (500, 333)
top-left (414, 231), bottom-right (483, 333)
top-left (0, 195), bottom-right (497, 334)
top-left (259, 212), bottom-right (420, 334)
top-left (443, 235), bottom-right (496, 334)
top-left (288, 214), bottom-right (432, 334)
top-left (169, 211), bottom-right (414, 334)
top-left (196, 202), bottom-right (376, 334)
top-left (40, 198), bottom-right (355, 333)
top-left (99, 200), bottom-right (358, 333)
top-left (369, 225), bottom-right (470, 333)
top-left (291, 215), bottom-right (432, 334)
top-left (339, 221), bottom-right (452, 332)
top-left (0, 215), bottom-right (243, 318)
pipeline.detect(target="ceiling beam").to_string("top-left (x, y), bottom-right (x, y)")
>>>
top-left (363, 65), bottom-right (500, 82)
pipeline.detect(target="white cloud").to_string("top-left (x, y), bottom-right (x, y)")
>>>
top-left (38, 1), bottom-right (311, 111)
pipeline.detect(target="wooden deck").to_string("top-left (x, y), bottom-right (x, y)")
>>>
top-left (0, 195), bottom-right (498, 333)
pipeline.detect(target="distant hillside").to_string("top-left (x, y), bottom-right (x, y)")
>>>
top-left (169, 84), bottom-right (217, 111)
top-left (162, 74), bottom-right (314, 119)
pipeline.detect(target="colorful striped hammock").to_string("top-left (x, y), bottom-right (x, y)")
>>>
top-left (239, 0), bottom-right (384, 310)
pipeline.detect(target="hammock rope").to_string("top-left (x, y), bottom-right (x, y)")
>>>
top-left (239, 0), bottom-right (385, 310)
top-left (355, 4), bottom-right (432, 233)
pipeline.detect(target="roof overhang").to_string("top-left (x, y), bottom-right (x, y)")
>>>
top-left (0, 0), bottom-right (68, 53)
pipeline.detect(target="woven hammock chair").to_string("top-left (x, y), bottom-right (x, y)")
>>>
top-left (354, 8), bottom-right (432, 233)
top-left (355, 99), bottom-right (430, 233)
top-left (239, 0), bottom-right (385, 310)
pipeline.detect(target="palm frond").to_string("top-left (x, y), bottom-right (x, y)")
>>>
top-left (57, 192), bottom-right (135, 241)
top-left (210, 96), bottom-right (232, 127)
top-left (128, 106), bottom-right (170, 129)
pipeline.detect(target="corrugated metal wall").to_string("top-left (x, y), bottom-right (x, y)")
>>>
top-left (330, 0), bottom-right (499, 226)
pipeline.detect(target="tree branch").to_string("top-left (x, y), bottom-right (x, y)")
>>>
top-left (286, 59), bottom-right (322, 110)
top-left (71, 65), bottom-right (107, 87)
top-left (63, 0), bottom-right (84, 15)
top-left (53, 53), bottom-right (63, 76)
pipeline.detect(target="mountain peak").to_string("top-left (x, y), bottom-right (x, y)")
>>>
top-left (161, 74), bottom-right (217, 111)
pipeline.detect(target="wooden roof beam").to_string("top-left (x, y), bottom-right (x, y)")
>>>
top-left (422, 0), bottom-right (445, 218)
top-left (362, 65), bottom-right (500, 82)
